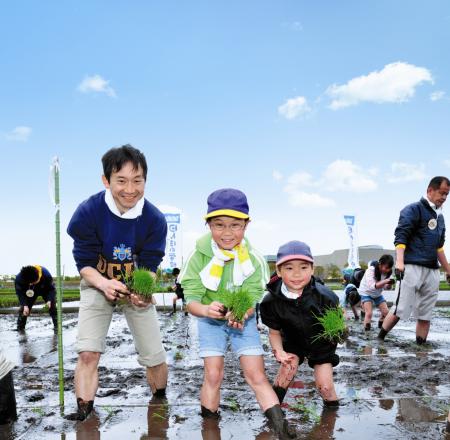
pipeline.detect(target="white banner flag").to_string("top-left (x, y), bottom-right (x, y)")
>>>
top-left (344, 215), bottom-right (360, 269)
top-left (161, 211), bottom-right (183, 271)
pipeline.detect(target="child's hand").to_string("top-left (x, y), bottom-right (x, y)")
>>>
top-left (205, 301), bottom-right (227, 319)
top-left (225, 307), bottom-right (254, 330)
top-left (273, 349), bottom-right (295, 365)
top-left (227, 317), bottom-right (245, 330)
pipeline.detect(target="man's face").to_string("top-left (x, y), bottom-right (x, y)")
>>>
top-left (427, 182), bottom-right (450, 208)
top-left (102, 162), bottom-right (145, 213)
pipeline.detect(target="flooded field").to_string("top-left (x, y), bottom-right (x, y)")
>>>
top-left (1, 305), bottom-right (450, 439)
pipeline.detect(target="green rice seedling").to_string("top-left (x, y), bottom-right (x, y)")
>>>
top-left (123, 268), bottom-right (158, 302)
top-left (31, 407), bottom-right (45, 417)
top-left (311, 307), bottom-right (348, 344)
top-left (174, 351), bottom-right (183, 361)
top-left (290, 398), bottom-right (320, 423)
top-left (216, 287), bottom-right (254, 322)
top-left (226, 397), bottom-right (240, 412)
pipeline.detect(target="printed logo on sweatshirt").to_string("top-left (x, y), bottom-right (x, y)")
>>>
top-left (113, 243), bottom-right (132, 261)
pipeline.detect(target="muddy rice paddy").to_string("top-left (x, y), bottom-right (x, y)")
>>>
top-left (1, 304), bottom-right (450, 439)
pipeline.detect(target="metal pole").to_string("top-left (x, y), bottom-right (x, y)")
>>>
top-left (53, 158), bottom-right (64, 409)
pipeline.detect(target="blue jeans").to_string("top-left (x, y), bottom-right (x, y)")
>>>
top-left (197, 315), bottom-right (264, 358)
top-left (360, 294), bottom-right (386, 307)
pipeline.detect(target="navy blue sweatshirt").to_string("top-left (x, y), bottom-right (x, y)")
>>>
top-left (15, 266), bottom-right (56, 306)
top-left (67, 191), bottom-right (167, 279)
top-left (394, 198), bottom-right (445, 269)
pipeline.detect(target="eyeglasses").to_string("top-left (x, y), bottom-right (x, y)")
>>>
top-left (209, 223), bottom-right (246, 231)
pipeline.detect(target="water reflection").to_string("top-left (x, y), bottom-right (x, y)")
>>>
top-left (140, 401), bottom-right (169, 440)
top-left (74, 413), bottom-right (100, 440)
top-left (303, 406), bottom-right (338, 440)
top-left (18, 334), bottom-right (57, 365)
top-left (396, 398), bottom-right (441, 423)
top-left (201, 416), bottom-right (221, 440)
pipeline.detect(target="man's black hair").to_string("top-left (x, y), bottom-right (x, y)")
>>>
top-left (172, 268), bottom-right (180, 276)
top-left (428, 176), bottom-right (450, 190)
top-left (19, 266), bottom-right (39, 284)
top-left (102, 144), bottom-right (148, 182)
top-left (374, 254), bottom-right (394, 281)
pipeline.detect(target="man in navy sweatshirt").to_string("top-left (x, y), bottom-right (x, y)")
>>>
top-left (378, 176), bottom-right (450, 344)
top-left (67, 144), bottom-right (168, 421)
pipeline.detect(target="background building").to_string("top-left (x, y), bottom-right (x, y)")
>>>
top-left (265, 245), bottom-right (395, 278)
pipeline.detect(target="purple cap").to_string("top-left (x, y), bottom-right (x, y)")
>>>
top-left (276, 240), bottom-right (314, 266)
top-left (204, 188), bottom-right (250, 220)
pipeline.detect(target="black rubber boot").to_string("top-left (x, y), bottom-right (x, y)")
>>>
top-left (76, 397), bottom-right (94, 421)
top-left (446, 419), bottom-right (450, 433)
top-left (151, 388), bottom-right (167, 404)
top-left (273, 385), bottom-right (288, 404)
top-left (354, 315), bottom-right (360, 321)
top-left (16, 313), bottom-right (27, 331)
top-left (378, 320), bottom-right (384, 329)
top-left (323, 399), bottom-right (340, 408)
top-left (364, 323), bottom-right (371, 331)
top-left (0, 371), bottom-right (17, 425)
top-left (183, 301), bottom-right (188, 316)
top-left (52, 315), bottom-right (58, 333)
top-left (172, 303), bottom-right (177, 313)
top-left (264, 404), bottom-right (296, 439)
top-left (416, 336), bottom-right (426, 345)
top-left (201, 405), bottom-right (220, 419)
top-left (378, 328), bottom-right (387, 340)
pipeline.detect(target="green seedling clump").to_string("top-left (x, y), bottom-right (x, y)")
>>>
top-left (124, 268), bottom-right (157, 299)
top-left (312, 307), bottom-right (348, 344)
top-left (216, 287), bottom-right (254, 322)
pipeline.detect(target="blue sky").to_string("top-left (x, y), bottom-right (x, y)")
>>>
top-left (1, 1), bottom-right (450, 275)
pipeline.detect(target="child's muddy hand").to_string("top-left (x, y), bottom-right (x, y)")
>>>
top-left (206, 301), bottom-right (226, 319)
top-left (227, 318), bottom-right (244, 330)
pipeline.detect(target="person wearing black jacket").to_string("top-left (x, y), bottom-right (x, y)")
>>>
top-left (379, 176), bottom-right (450, 343)
top-left (15, 265), bottom-right (57, 331)
top-left (260, 241), bottom-right (340, 408)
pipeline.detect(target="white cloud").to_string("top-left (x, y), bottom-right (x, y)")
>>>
top-left (326, 62), bottom-right (433, 110)
top-left (278, 96), bottom-right (311, 119)
top-left (272, 170), bottom-right (283, 181)
top-left (283, 188), bottom-right (336, 208)
top-left (281, 21), bottom-right (303, 31)
top-left (323, 160), bottom-right (378, 192)
top-left (430, 90), bottom-right (445, 101)
top-left (286, 171), bottom-right (315, 187)
top-left (78, 74), bottom-right (116, 97)
top-left (283, 172), bottom-right (334, 207)
top-left (387, 162), bottom-right (426, 183)
top-left (280, 160), bottom-right (377, 208)
top-left (5, 126), bottom-right (32, 142)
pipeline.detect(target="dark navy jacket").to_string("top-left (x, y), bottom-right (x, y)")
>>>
top-left (260, 276), bottom-right (340, 364)
top-left (394, 198), bottom-right (445, 269)
top-left (15, 266), bottom-right (56, 306)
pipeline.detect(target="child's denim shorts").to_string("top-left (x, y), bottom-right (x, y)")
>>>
top-left (361, 294), bottom-right (386, 306)
top-left (197, 315), bottom-right (264, 358)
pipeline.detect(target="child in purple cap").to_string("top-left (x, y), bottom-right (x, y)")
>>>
top-left (260, 240), bottom-right (341, 408)
top-left (180, 188), bottom-right (296, 439)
